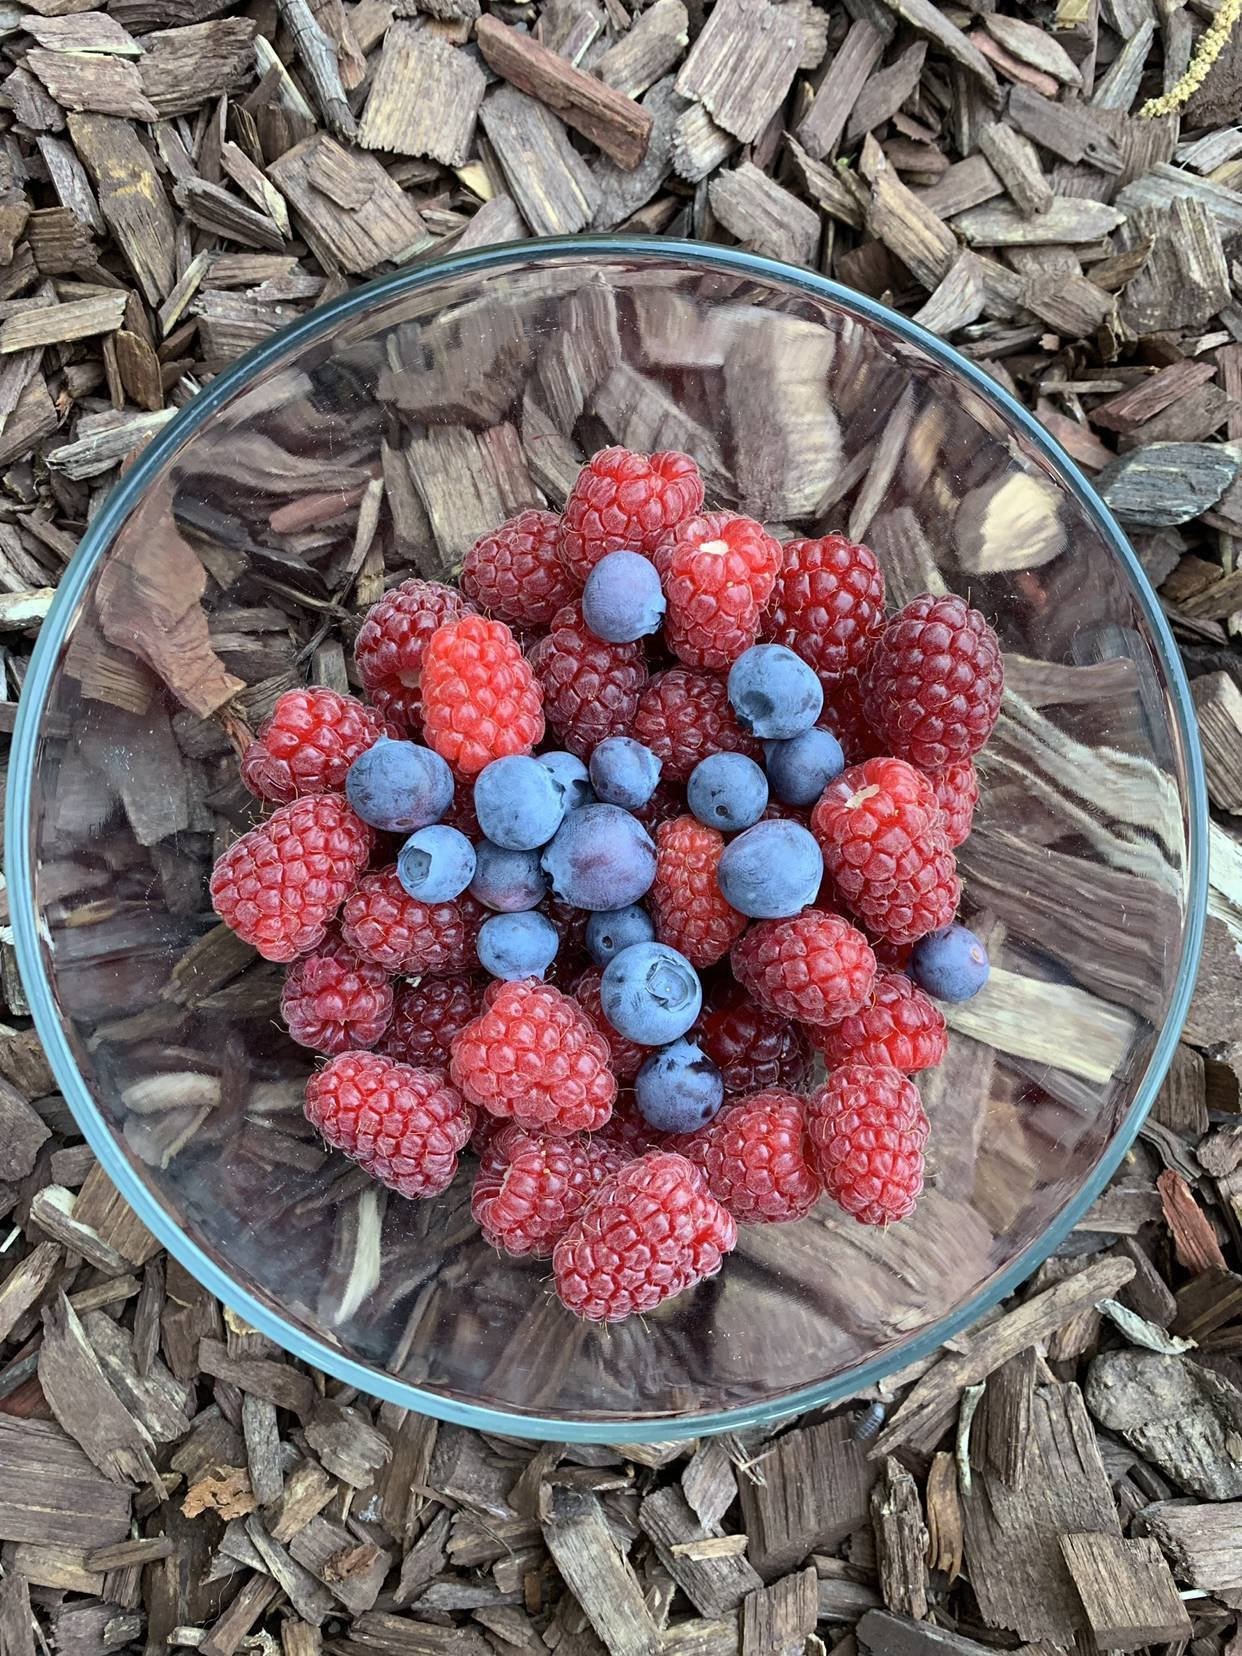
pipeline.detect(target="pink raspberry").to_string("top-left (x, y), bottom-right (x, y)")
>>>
top-left (462, 510), bottom-right (577, 626)
top-left (731, 908), bottom-right (876, 1026)
top-left (697, 986), bottom-right (812, 1097)
top-left (811, 969), bottom-right (947, 1073)
top-left (472, 1125), bottom-right (624, 1257)
top-left (241, 687), bottom-right (389, 803)
top-left (341, 866), bottom-right (484, 975)
top-left (420, 614), bottom-right (545, 776)
top-left (670, 1090), bottom-right (821, 1224)
top-left (655, 513), bottom-right (783, 670)
top-left (763, 534), bottom-right (885, 692)
top-left (354, 579), bottom-right (473, 731)
top-left (864, 592), bottom-right (1004, 769)
top-left (281, 932), bottom-right (393, 1055)
top-left (649, 815), bottom-right (746, 968)
top-left (304, 1051), bottom-right (473, 1200)
top-left (806, 1064), bottom-right (928, 1226)
top-left (378, 975), bottom-right (485, 1068)
top-left (559, 447), bottom-right (704, 583)
top-left (927, 759), bottom-right (978, 849)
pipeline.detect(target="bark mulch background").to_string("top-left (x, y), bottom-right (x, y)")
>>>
top-left (2, 0), bottom-right (1242, 1652)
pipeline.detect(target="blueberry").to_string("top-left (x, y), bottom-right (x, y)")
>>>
top-left (717, 820), bottom-right (823, 919)
top-left (687, 752), bottom-right (769, 831)
top-left (727, 644), bottom-right (824, 740)
top-left (473, 755), bottom-right (566, 850)
top-left (541, 804), bottom-right (657, 911)
top-left (477, 911), bottom-right (560, 980)
top-left (600, 941), bottom-right (702, 1044)
top-left (345, 737), bottom-right (453, 833)
top-left (764, 727), bottom-right (845, 806)
top-left (588, 737), bottom-right (662, 810)
top-left (910, 924), bottom-right (990, 1003)
top-left (470, 840), bottom-right (548, 911)
top-left (539, 750), bottom-right (594, 813)
top-left (585, 903), bottom-right (656, 966)
top-left (581, 550), bottom-right (666, 643)
top-left (635, 1039), bottom-right (724, 1134)
top-left (396, 825), bottom-right (476, 903)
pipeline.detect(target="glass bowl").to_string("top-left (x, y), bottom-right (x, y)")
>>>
top-left (7, 238), bottom-right (1207, 1441)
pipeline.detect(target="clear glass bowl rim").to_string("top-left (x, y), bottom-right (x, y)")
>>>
top-left (5, 235), bottom-right (1209, 1442)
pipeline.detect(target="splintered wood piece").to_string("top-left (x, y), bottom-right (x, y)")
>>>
top-left (1090, 358), bottom-right (1217, 430)
top-left (138, 19), bottom-right (258, 118)
top-left (37, 1292), bottom-right (160, 1488)
top-left (786, 137), bottom-right (865, 228)
top-left (1157, 1167), bottom-right (1227, 1272)
top-left (847, 41), bottom-right (926, 141)
top-left (671, 100), bottom-right (738, 181)
top-left (480, 85), bottom-right (601, 234)
top-left (595, 0), bottom-right (688, 98)
top-left (977, 120), bottom-right (1051, 215)
top-left (1021, 272), bottom-right (1114, 335)
top-left (1114, 162), bottom-right (1242, 237)
top-left (72, 1162), bottom-right (159, 1265)
top-left (860, 133), bottom-right (956, 289)
top-left (871, 1460), bottom-right (928, 1619)
top-left (1116, 199), bottom-right (1231, 333)
top-left (924, 1454), bottom-right (963, 1583)
top-left (68, 114), bottom-right (176, 304)
top-left (0, 1240), bottom-right (62, 1342)
top-left (796, 19), bottom-right (884, 159)
top-left (639, 1485), bottom-right (762, 1617)
top-left (1192, 673), bottom-right (1242, 813)
top-left (873, 0), bottom-right (1000, 98)
top-left (1091, 17), bottom-right (1155, 110)
top-left (972, 1348), bottom-right (1035, 1486)
top-left (1006, 83), bottom-right (1120, 169)
top-left (942, 966), bottom-right (1134, 1086)
top-left (681, 1440), bottom-right (738, 1530)
top-left (910, 250), bottom-right (986, 335)
top-left (740, 1567), bottom-right (817, 1656)
top-left (0, 1573), bottom-right (36, 1656)
top-left (738, 1417), bottom-right (877, 1579)
top-left (591, 73), bottom-right (681, 230)
top-left (1095, 441), bottom-right (1240, 528)
top-left (26, 51), bottom-right (159, 121)
top-left (26, 10), bottom-right (141, 52)
top-left (1058, 1533), bottom-right (1192, 1649)
top-left (1140, 1501), bottom-right (1242, 1592)
top-left (675, 0), bottom-right (801, 143)
top-left (0, 1077), bottom-right (51, 1180)
top-left (856, 1611), bottom-right (996, 1656)
top-left (540, 1484), bottom-right (662, 1656)
top-left (1086, 1349), bottom-right (1242, 1499)
top-left (175, 178), bottom-right (286, 251)
top-left (360, 27), bottom-right (485, 164)
top-left (267, 134), bottom-right (430, 272)
top-left (707, 161), bottom-right (819, 264)
top-left (198, 1337), bottom-right (318, 1420)
top-left (0, 290), bottom-right (126, 352)
top-left (0, 1415), bottom-right (132, 1548)
top-left (288, 1516), bottom-right (391, 1614)
top-left (982, 12), bottom-right (1080, 83)
top-left (954, 196), bottom-right (1123, 244)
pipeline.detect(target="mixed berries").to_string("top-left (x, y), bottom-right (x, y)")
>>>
top-left (208, 444), bottom-right (1001, 1324)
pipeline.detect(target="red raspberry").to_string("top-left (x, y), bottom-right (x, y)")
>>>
top-left (472, 1125), bottom-right (625, 1257)
top-left (763, 535), bottom-right (885, 691)
top-left (571, 966), bottom-right (649, 1081)
top-left (811, 969), bottom-right (946, 1073)
top-left (305, 1051), bottom-right (472, 1200)
top-left (450, 978), bottom-right (616, 1135)
top-left (864, 593), bottom-right (1004, 769)
top-left (697, 985), bottom-right (812, 1096)
top-left (671, 1091), bottom-right (821, 1224)
top-left (355, 580), bottom-right (473, 730)
top-left (559, 447), bottom-right (704, 583)
top-left (650, 816), bottom-right (746, 968)
top-left (210, 794), bottom-right (372, 963)
top-left (545, 896), bottom-right (590, 959)
top-left (655, 513), bottom-right (783, 670)
top-left (927, 759), bottom-right (978, 849)
top-left (528, 604), bottom-right (647, 759)
top-left (593, 1090), bottom-right (665, 1156)
top-left (731, 908), bottom-right (876, 1026)
top-left (281, 933), bottom-right (393, 1055)
top-left (341, 867), bottom-right (484, 975)
top-left (420, 615), bottom-right (545, 776)
top-left (806, 1064), bottom-right (928, 1225)
top-left (820, 677), bottom-right (881, 765)
top-left (378, 975), bottom-right (485, 1068)
top-left (632, 669), bottom-right (760, 783)
top-left (811, 756), bottom-right (960, 945)
top-left (240, 687), bottom-right (388, 804)
top-left (462, 509), bottom-right (577, 627)
top-left (552, 1151), bottom-right (736, 1322)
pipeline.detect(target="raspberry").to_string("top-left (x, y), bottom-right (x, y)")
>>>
top-left (355, 580), bottom-right (473, 730)
top-left (528, 604), bottom-right (647, 759)
top-left (572, 965), bottom-right (649, 1081)
top-left (552, 1151), bottom-right (736, 1321)
top-left (632, 669), bottom-right (760, 783)
top-left (545, 895), bottom-right (591, 961)
top-left (763, 535), bottom-right (885, 691)
top-left (731, 908), bottom-right (876, 1026)
top-left (593, 1089), bottom-right (665, 1156)
top-left (462, 509), bottom-right (577, 627)
top-left (341, 866), bottom-right (484, 975)
top-left (649, 816), bottom-right (746, 968)
top-left (697, 986), bottom-right (812, 1096)
top-left (305, 1051), bottom-right (473, 1200)
top-left (240, 687), bottom-right (389, 804)
top-left (806, 1064), bottom-right (928, 1225)
top-left (450, 978), bottom-right (617, 1135)
top-left (281, 933), bottom-right (394, 1055)
top-left (820, 676), bottom-right (881, 765)
top-left (671, 1091), bottom-right (820, 1224)
top-left (559, 447), bottom-right (704, 583)
top-left (472, 1125), bottom-right (624, 1257)
top-left (811, 969), bottom-right (946, 1073)
top-left (210, 793), bottom-right (372, 963)
top-left (655, 513), bottom-right (783, 670)
top-left (864, 593), bottom-right (1004, 769)
top-left (378, 975), bottom-right (485, 1068)
top-left (927, 759), bottom-right (978, 849)
top-left (420, 614), bottom-right (545, 776)
top-left (635, 780), bottom-right (689, 831)
top-left (811, 756), bottom-right (960, 945)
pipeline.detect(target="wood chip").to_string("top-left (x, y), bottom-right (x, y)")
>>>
top-left (1116, 198), bottom-right (1232, 333)
top-left (479, 85), bottom-right (600, 234)
top-left (1141, 1500), bottom-right (1242, 1592)
top-left (740, 1567), bottom-right (817, 1656)
top-left (358, 28), bottom-right (484, 164)
top-left (267, 134), bottom-right (430, 272)
top-left (1059, 1532), bottom-right (1192, 1648)
top-left (707, 160), bottom-right (819, 264)
top-left (68, 114), bottom-right (176, 304)
top-left (977, 120), bottom-right (1052, 215)
top-left (595, 0), bottom-right (688, 99)
top-left (738, 1417), bottom-right (877, 1579)
top-left (1086, 1349), bottom-right (1242, 1498)
top-left (639, 1485), bottom-right (762, 1617)
top-left (675, 0), bottom-right (802, 143)
top-left (540, 1484), bottom-right (661, 1656)
top-left (26, 51), bottom-right (158, 120)
top-left (0, 1415), bottom-right (131, 1548)
top-left (1192, 672), bottom-right (1242, 813)
top-left (1095, 440), bottom-right (1240, 527)
top-left (871, 1460), bottom-right (928, 1619)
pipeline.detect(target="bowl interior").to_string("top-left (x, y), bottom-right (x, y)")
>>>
top-left (10, 242), bottom-right (1205, 1437)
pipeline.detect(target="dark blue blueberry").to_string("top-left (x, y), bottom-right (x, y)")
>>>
top-left (473, 755), bottom-right (566, 850)
top-left (396, 825), bottom-right (476, 903)
top-left (588, 737), bottom-right (662, 810)
top-left (635, 1039), bottom-right (724, 1134)
top-left (764, 727), bottom-right (845, 806)
top-left (910, 924), bottom-right (990, 1003)
top-left (581, 550), bottom-right (666, 643)
top-left (469, 840), bottom-right (548, 911)
top-left (717, 820), bottom-right (823, 918)
top-left (477, 911), bottom-right (560, 980)
top-left (541, 804), bottom-right (656, 911)
top-left (585, 903), bottom-right (655, 966)
top-left (600, 941), bottom-right (702, 1044)
top-left (538, 750), bottom-right (594, 813)
top-left (727, 644), bottom-right (824, 740)
top-left (687, 752), bottom-right (769, 831)
top-left (345, 736), bottom-right (453, 833)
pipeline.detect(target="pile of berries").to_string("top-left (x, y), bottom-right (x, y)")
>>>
top-left (210, 445), bottom-right (1002, 1324)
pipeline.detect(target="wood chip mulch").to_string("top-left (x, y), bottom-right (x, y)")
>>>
top-left (2, 0), bottom-right (1242, 1652)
